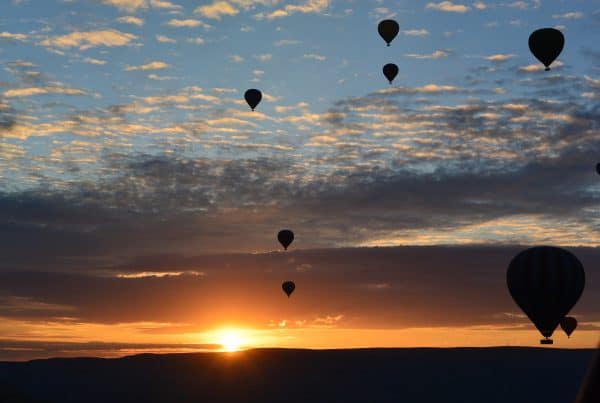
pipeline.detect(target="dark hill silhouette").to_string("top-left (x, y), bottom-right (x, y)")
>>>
top-left (0, 347), bottom-right (594, 403)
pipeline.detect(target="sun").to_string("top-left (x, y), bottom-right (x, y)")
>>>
top-left (219, 330), bottom-right (244, 352)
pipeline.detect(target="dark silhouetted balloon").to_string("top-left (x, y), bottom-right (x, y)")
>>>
top-left (282, 281), bottom-right (295, 297)
top-left (596, 163), bottom-right (600, 175)
top-left (277, 229), bottom-right (294, 250)
top-left (244, 89), bottom-right (262, 111)
top-left (528, 28), bottom-right (564, 71)
top-left (507, 246), bottom-right (585, 344)
top-left (560, 316), bottom-right (577, 338)
top-left (378, 20), bottom-right (399, 46)
top-left (383, 63), bottom-right (398, 84)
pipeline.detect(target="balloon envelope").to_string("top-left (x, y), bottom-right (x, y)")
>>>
top-left (378, 20), bottom-right (399, 46)
top-left (282, 281), bottom-right (295, 297)
top-left (528, 28), bottom-right (564, 71)
top-left (560, 316), bottom-right (578, 337)
top-left (244, 89), bottom-right (262, 111)
top-left (383, 63), bottom-right (398, 84)
top-left (507, 246), bottom-right (585, 342)
top-left (277, 229), bottom-right (294, 250)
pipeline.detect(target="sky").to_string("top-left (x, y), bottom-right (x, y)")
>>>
top-left (0, 0), bottom-right (599, 360)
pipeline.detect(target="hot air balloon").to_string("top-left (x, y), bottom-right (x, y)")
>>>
top-left (560, 316), bottom-right (578, 338)
top-left (382, 63), bottom-right (398, 84)
top-left (528, 28), bottom-right (564, 71)
top-left (507, 246), bottom-right (585, 344)
top-left (277, 229), bottom-right (294, 250)
top-left (282, 280), bottom-right (295, 297)
top-left (244, 89), bottom-right (262, 111)
top-left (378, 19), bottom-right (399, 46)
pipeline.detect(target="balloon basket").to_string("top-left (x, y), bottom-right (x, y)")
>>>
top-left (540, 339), bottom-right (553, 345)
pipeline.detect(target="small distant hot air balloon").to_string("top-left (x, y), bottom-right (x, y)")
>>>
top-left (507, 246), bottom-right (585, 344)
top-left (378, 19), bottom-right (399, 46)
top-left (244, 89), bottom-right (262, 111)
top-left (528, 28), bottom-right (564, 71)
top-left (277, 229), bottom-right (294, 250)
top-left (282, 281), bottom-right (295, 298)
top-left (560, 316), bottom-right (578, 338)
top-left (382, 63), bottom-right (398, 84)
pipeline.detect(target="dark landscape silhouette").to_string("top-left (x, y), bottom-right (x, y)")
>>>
top-left (0, 347), bottom-right (595, 403)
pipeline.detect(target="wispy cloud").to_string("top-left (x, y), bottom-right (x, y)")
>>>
top-left (303, 53), bottom-right (326, 61)
top-left (259, 0), bottom-right (329, 20)
top-left (254, 53), bottom-right (272, 62)
top-left (552, 11), bottom-right (583, 20)
top-left (39, 30), bottom-right (137, 50)
top-left (150, 0), bottom-right (182, 10)
top-left (0, 31), bottom-right (28, 41)
top-left (156, 34), bottom-right (176, 43)
top-left (101, 0), bottom-right (148, 13)
top-left (485, 54), bottom-right (515, 62)
top-left (117, 16), bottom-right (145, 26)
top-left (405, 50), bottom-right (450, 59)
top-left (166, 19), bottom-right (211, 29)
top-left (402, 29), bottom-right (429, 36)
top-left (274, 39), bottom-right (301, 46)
top-left (519, 60), bottom-right (563, 72)
top-left (194, 1), bottom-right (239, 19)
top-left (83, 57), bottom-right (108, 65)
top-left (230, 54), bottom-right (244, 63)
top-left (125, 61), bottom-right (171, 72)
top-left (426, 2), bottom-right (470, 13)
top-left (4, 86), bottom-right (87, 97)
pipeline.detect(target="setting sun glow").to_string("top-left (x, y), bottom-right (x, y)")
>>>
top-left (218, 330), bottom-right (245, 352)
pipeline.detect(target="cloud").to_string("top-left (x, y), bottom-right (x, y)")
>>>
top-left (125, 61), bottom-right (171, 71)
top-left (194, 1), bottom-right (239, 19)
top-left (260, 0), bottom-right (329, 19)
top-left (473, 1), bottom-right (487, 10)
top-left (117, 16), bottom-right (145, 26)
top-left (303, 53), bottom-right (326, 61)
top-left (150, 0), bottom-right (182, 10)
top-left (148, 74), bottom-right (176, 81)
top-left (274, 39), bottom-right (301, 46)
top-left (552, 12), bottom-right (583, 20)
top-left (101, 0), bottom-right (148, 12)
top-left (166, 19), bottom-right (210, 28)
top-left (425, 2), bottom-right (470, 13)
top-left (83, 57), bottom-right (108, 65)
top-left (0, 245), bottom-right (598, 331)
top-left (485, 54), bottom-right (515, 62)
top-left (3, 86), bottom-right (87, 97)
top-left (187, 37), bottom-right (205, 45)
top-left (405, 50), bottom-right (450, 59)
top-left (116, 271), bottom-right (204, 278)
top-left (519, 60), bottom-right (564, 72)
top-left (0, 31), bottom-right (28, 41)
top-left (254, 53), bottom-right (272, 62)
top-left (230, 54), bottom-right (244, 63)
top-left (156, 34), bottom-right (176, 43)
top-left (39, 30), bottom-right (137, 50)
top-left (0, 340), bottom-right (220, 360)
top-left (402, 29), bottom-right (429, 36)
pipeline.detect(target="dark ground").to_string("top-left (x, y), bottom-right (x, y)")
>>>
top-left (0, 347), bottom-right (594, 403)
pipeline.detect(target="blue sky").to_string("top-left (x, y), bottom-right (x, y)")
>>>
top-left (0, 0), bottom-right (599, 248)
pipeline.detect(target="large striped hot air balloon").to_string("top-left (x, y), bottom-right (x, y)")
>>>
top-left (507, 246), bottom-right (585, 344)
